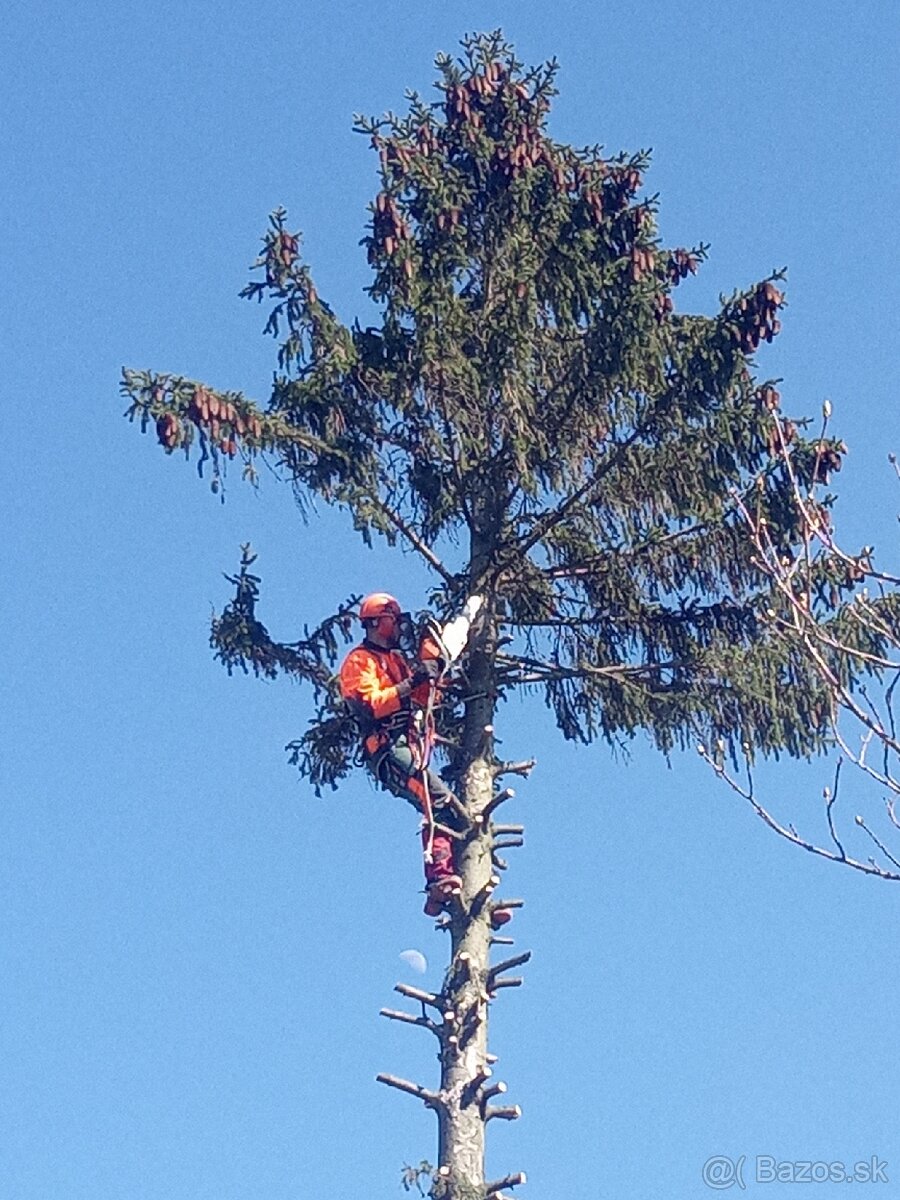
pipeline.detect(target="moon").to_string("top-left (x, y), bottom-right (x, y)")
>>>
top-left (399, 949), bottom-right (427, 975)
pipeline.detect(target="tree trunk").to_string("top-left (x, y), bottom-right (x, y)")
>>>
top-left (379, 540), bottom-right (527, 1200)
top-left (436, 627), bottom-right (497, 1197)
top-left (433, 505), bottom-right (529, 1199)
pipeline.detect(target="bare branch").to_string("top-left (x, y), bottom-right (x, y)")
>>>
top-left (711, 443), bottom-right (900, 879)
top-left (379, 1008), bottom-right (440, 1036)
top-left (433, 820), bottom-right (467, 842)
top-left (494, 837), bottom-right (525, 851)
top-left (697, 744), bottom-right (900, 881)
top-left (486, 1172), bottom-right (527, 1195)
top-left (462, 1065), bottom-right (493, 1105)
top-left (376, 1073), bottom-right (441, 1108)
top-left (494, 759), bottom-right (536, 779)
top-left (481, 1080), bottom-right (508, 1104)
top-left (394, 983), bottom-right (442, 1010)
top-left (485, 1104), bottom-right (522, 1122)
top-left (371, 499), bottom-right (455, 584)
top-left (488, 951), bottom-right (532, 984)
top-left (469, 875), bottom-right (502, 919)
top-left (854, 815), bottom-right (900, 873)
top-left (489, 977), bottom-right (524, 991)
top-left (483, 787), bottom-right (515, 821)
top-left (824, 758), bottom-right (846, 861)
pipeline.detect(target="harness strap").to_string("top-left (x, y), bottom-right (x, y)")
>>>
top-left (352, 646), bottom-right (448, 868)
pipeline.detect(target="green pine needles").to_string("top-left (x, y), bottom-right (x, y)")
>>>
top-left (123, 29), bottom-right (896, 795)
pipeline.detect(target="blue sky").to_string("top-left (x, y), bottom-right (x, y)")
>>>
top-left (2, 3), bottom-right (899, 1198)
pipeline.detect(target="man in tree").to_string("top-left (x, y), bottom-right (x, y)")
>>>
top-left (339, 591), bottom-right (463, 915)
top-left (340, 591), bottom-right (516, 921)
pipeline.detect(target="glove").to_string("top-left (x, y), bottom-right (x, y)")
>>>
top-left (410, 659), bottom-right (441, 688)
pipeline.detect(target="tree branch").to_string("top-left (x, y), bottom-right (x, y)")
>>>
top-left (468, 875), bottom-right (502, 919)
top-left (370, 498), bottom-right (455, 583)
top-left (394, 983), bottom-right (442, 1010)
top-left (824, 757), bottom-right (846, 861)
top-left (494, 759), bottom-right (536, 779)
top-left (494, 837), bottom-right (524, 851)
top-left (462, 1065), bottom-right (493, 1106)
top-left (481, 1080), bottom-right (508, 1104)
top-left (379, 1008), bottom-right (440, 1036)
top-left (482, 788), bottom-right (515, 821)
top-left (488, 951), bottom-right (532, 985)
top-left (375, 1073), bottom-right (441, 1108)
top-left (696, 744), bottom-right (900, 881)
top-left (485, 1104), bottom-right (522, 1122)
top-left (486, 1172), bottom-right (527, 1195)
top-left (510, 426), bottom-right (645, 562)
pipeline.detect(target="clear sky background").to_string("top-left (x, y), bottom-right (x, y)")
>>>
top-left (2, 3), bottom-right (899, 1198)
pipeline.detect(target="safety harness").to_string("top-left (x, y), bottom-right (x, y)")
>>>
top-left (348, 619), bottom-right (450, 866)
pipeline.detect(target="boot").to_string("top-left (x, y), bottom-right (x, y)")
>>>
top-left (423, 874), bottom-right (462, 916)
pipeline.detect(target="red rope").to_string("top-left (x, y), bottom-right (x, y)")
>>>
top-left (412, 674), bottom-right (442, 864)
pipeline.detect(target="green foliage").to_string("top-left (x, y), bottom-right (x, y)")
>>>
top-left (210, 545), bottom-right (360, 792)
top-left (124, 29), bottom-right (882, 785)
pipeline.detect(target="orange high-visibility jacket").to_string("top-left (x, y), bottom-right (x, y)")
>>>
top-left (339, 637), bottom-right (442, 744)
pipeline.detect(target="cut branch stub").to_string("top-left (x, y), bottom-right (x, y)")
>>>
top-left (495, 759), bottom-right (536, 779)
top-left (486, 1172), bottom-right (527, 1195)
top-left (483, 787), bottom-right (516, 820)
top-left (494, 837), bottom-right (524, 851)
top-left (488, 951), bottom-right (532, 985)
top-left (489, 977), bottom-right (523, 993)
top-left (375, 1072), bottom-right (442, 1110)
top-left (379, 1007), bottom-right (440, 1037)
top-left (486, 1104), bottom-right (522, 1122)
top-left (468, 875), bottom-right (502, 920)
top-left (394, 982), bottom-right (442, 1009)
top-left (481, 1080), bottom-right (508, 1104)
top-left (462, 1065), bottom-right (493, 1106)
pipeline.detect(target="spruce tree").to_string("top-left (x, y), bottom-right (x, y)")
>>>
top-left (122, 31), bottom-right (899, 1198)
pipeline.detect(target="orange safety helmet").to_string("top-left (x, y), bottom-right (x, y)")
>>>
top-left (359, 592), bottom-right (402, 623)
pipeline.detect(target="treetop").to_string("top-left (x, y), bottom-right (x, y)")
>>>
top-left (122, 30), bottom-right (893, 787)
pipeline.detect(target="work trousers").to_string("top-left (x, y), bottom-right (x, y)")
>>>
top-left (367, 735), bottom-right (464, 885)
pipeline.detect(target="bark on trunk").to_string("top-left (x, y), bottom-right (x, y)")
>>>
top-left (435, 540), bottom-right (504, 1199)
top-left (379, 534), bottom-right (527, 1200)
top-left (436, 682), bottom-right (496, 1196)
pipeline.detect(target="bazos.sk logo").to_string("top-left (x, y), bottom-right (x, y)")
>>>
top-left (702, 1154), bottom-right (888, 1189)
